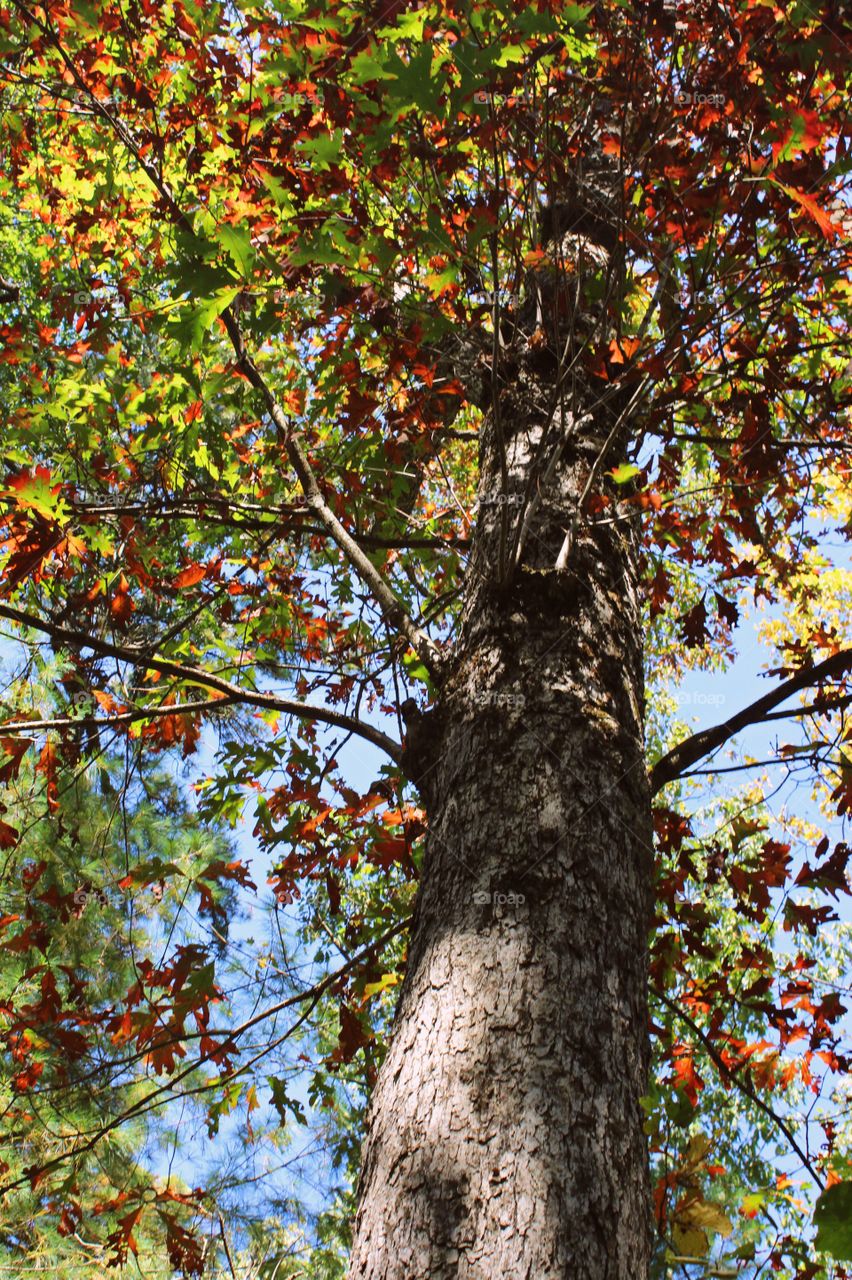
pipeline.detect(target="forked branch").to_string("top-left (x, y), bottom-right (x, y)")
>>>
top-left (0, 603), bottom-right (402, 761)
top-left (650, 648), bottom-right (852, 794)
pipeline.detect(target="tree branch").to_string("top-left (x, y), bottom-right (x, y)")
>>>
top-left (0, 603), bottom-right (402, 761)
top-left (650, 648), bottom-right (852, 794)
top-left (653, 988), bottom-right (825, 1190)
top-left (0, 496), bottom-right (470, 550)
top-left (0, 695), bottom-right (243, 734)
top-left (225, 330), bottom-right (443, 679)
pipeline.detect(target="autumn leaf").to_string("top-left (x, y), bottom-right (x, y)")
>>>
top-left (369, 835), bottom-right (413, 870)
top-left (775, 183), bottom-right (842, 239)
top-left (671, 1045), bottom-right (704, 1105)
top-left (36, 742), bottom-right (58, 813)
top-left (109, 574), bottom-right (135, 626)
top-left (679, 597), bottom-right (710, 649)
top-left (608, 336), bottom-right (641, 364)
top-left (610, 463), bottom-right (642, 485)
top-left (174, 562), bottom-right (206, 588)
top-left (330, 1003), bottom-right (373, 1064)
top-left (0, 736), bottom-right (31, 783)
top-left (771, 109), bottom-right (826, 166)
top-left (713, 591), bottom-right (739, 628)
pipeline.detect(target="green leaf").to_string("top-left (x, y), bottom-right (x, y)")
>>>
top-left (610, 463), bottom-right (642, 485)
top-left (815, 1182), bottom-right (852, 1260)
top-left (6, 471), bottom-right (70, 523)
top-left (168, 287), bottom-right (240, 352)
top-left (402, 654), bottom-right (433, 690)
top-left (267, 1075), bottom-right (307, 1128)
top-left (493, 44), bottom-right (527, 67)
top-left (215, 224), bottom-right (256, 279)
top-left (384, 42), bottom-right (440, 114)
top-left (377, 8), bottom-right (428, 40)
top-left (561, 2), bottom-right (594, 23)
top-left (296, 129), bottom-right (344, 171)
top-left (349, 48), bottom-right (399, 84)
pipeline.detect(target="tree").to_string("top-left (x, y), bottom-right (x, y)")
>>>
top-left (1, 1), bottom-right (851, 1277)
top-left (0, 663), bottom-right (241, 1277)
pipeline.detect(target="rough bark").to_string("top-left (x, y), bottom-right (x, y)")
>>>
top-left (348, 166), bottom-right (654, 1280)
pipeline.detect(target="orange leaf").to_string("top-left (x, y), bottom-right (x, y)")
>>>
top-left (609, 336), bottom-right (641, 364)
top-left (174, 562), bottom-right (206, 588)
top-left (778, 184), bottom-right (842, 239)
top-left (0, 737), bottom-right (32, 783)
top-left (672, 1045), bottom-right (704, 1105)
top-left (369, 836), bottom-right (411, 869)
top-left (36, 742), bottom-right (58, 813)
top-left (109, 574), bottom-right (135, 626)
top-left (12, 1060), bottom-right (43, 1091)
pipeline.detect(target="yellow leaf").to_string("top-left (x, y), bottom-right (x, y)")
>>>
top-left (680, 1131), bottom-right (712, 1174)
top-left (682, 1199), bottom-right (733, 1238)
top-left (740, 1192), bottom-right (763, 1219)
top-left (362, 973), bottom-right (401, 1000)
top-left (672, 1224), bottom-right (708, 1256)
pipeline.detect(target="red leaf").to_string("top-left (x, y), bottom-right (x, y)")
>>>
top-left (778, 184), bottom-right (842, 240)
top-left (0, 819), bottom-right (19, 849)
top-left (36, 742), bottom-right (58, 813)
top-left (0, 736), bottom-right (32, 783)
top-left (325, 870), bottom-right (341, 915)
top-left (649, 564), bottom-right (671, 618)
top-left (22, 859), bottom-right (46, 890)
top-left (331, 1003), bottom-right (372, 1064)
top-left (183, 400), bottom-right (203, 424)
top-left (680, 596), bottom-right (709, 648)
top-left (57, 1206), bottom-right (80, 1238)
top-left (369, 836), bottom-right (412, 869)
top-left (714, 592), bottom-right (739, 628)
top-left (12, 1060), bottom-right (43, 1091)
top-left (771, 109), bottom-right (825, 164)
top-left (174, 562), bottom-right (206, 588)
top-left (109, 574), bottom-right (135, 626)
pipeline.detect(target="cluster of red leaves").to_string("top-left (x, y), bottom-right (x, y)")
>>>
top-left (265, 767), bottom-right (423, 907)
top-left (93, 1185), bottom-right (207, 1276)
top-left (107, 944), bottom-right (227, 1075)
top-left (652, 806), bottom-right (851, 1133)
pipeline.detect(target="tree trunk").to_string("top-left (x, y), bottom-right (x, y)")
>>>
top-left (348, 174), bottom-right (654, 1280)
